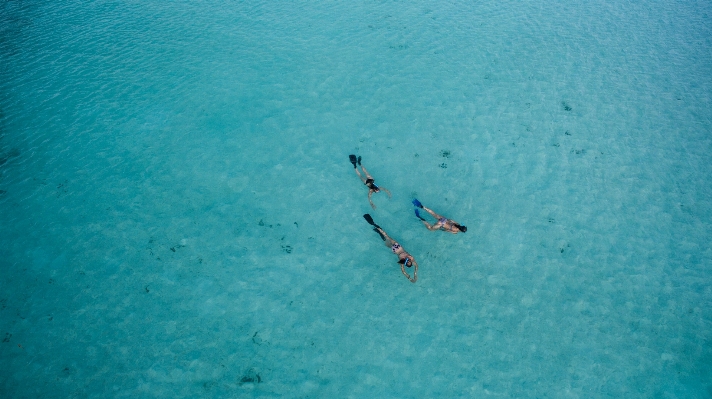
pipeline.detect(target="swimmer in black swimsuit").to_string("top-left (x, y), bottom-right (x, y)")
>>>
top-left (349, 155), bottom-right (392, 209)
top-left (363, 214), bottom-right (418, 283)
top-left (412, 198), bottom-right (467, 234)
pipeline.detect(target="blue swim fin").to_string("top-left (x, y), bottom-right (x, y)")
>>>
top-left (415, 209), bottom-right (425, 221)
top-left (412, 198), bottom-right (423, 208)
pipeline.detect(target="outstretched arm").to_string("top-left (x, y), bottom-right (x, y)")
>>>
top-left (368, 190), bottom-right (376, 209)
top-left (401, 260), bottom-right (418, 283)
top-left (380, 186), bottom-right (392, 198)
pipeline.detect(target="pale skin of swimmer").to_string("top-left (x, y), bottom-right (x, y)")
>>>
top-left (354, 164), bottom-right (392, 209)
top-left (420, 205), bottom-right (464, 234)
top-left (373, 225), bottom-right (418, 283)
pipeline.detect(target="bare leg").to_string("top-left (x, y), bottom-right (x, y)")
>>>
top-left (360, 166), bottom-right (374, 180)
top-left (373, 227), bottom-right (395, 247)
top-left (354, 168), bottom-right (367, 184)
top-left (417, 208), bottom-right (443, 231)
top-left (422, 206), bottom-right (443, 220)
top-left (421, 220), bottom-right (441, 231)
top-left (380, 232), bottom-right (396, 248)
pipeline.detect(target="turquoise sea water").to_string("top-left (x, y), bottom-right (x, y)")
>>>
top-left (1, 1), bottom-right (711, 397)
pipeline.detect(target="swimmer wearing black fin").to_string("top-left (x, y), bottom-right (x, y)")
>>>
top-left (363, 213), bottom-right (418, 283)
top-left (349, 155), bottom-right (392, 209)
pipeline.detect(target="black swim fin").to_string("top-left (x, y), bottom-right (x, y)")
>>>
top-left (363, 213), bottom-right (381, 229)
top-left (357, 156), bottom-right (362, 165)
top-left (363, 213), bottom-right (375, 225)
top-left (349, 154), bottom-right (357, 168)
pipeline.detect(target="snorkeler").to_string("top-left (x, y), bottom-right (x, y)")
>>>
top-left (412, 198), bottom-right (467, 234)
top-left (349, 155), bottom-right (392, 209)
top-left (363, 214), bottom-right (418, 283)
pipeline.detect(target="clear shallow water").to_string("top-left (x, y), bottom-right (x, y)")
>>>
top-left (1, 0), bottom-right (711, 397)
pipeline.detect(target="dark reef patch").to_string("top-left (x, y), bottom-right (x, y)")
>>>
top-left (239, 368), bottom-right (262, 385)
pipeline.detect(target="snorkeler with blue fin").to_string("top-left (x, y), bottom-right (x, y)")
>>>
top-left (412, 198), bottom-right (467, 234)
top-left (363, 213), bottom-right (418, 283)
top-left (349, 155), bottom-right (392, 209)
